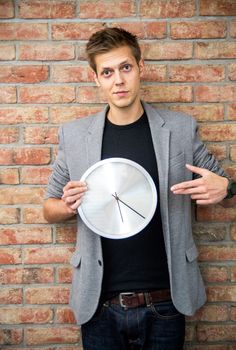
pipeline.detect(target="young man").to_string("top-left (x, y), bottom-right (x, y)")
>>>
top-left (44, 28), bottom-right (235, 350)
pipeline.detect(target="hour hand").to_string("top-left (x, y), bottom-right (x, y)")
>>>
top-left (112, 192), bottom-right (124, 222)
top-left (115, 195), bottom-right (145, 219)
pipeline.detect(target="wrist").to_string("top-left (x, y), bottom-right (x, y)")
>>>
top-left (224, 177), bottom-right (236, 199)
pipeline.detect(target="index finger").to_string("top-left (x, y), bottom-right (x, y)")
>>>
top-left (63, 181), bottom-right (87, 191)
top-left (171, 178), bottom-right (202, 191)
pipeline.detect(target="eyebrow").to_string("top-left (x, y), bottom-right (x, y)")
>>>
top-left (100, 59), bottom-right (131, 71)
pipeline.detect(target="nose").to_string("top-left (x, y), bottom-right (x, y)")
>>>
top-left (114, 70), bottom-right (124, 85)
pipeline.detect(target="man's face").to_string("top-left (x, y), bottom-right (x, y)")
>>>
top-left (93, 46), bottom-right (144, 110)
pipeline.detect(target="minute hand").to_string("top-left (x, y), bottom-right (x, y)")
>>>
top-left (116, 196), bottom-right (145, 219)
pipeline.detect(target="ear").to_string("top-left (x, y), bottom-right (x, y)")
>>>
top-left (92, 71), bottom-right (101, 87)
top-left (139, 58), bottom-right (145, 77)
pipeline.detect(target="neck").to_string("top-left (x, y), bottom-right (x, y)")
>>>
top-left (107, 101), bottom-right (144, 126)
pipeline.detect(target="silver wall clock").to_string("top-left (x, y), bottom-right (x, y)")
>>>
top-left (78, 158), bottom-right (157, 239)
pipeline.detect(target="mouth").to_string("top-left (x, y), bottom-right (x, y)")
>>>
top-left (113, 91), bottom-right (129, 96)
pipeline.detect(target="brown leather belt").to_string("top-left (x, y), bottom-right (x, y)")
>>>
top-left (105, 289), bottom-right (171, 309)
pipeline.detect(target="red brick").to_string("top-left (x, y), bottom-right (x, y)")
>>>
top-left (0, 288), bottom-right (22, 304)
top-left (199, 245), bottom-right (236, 262)
top-left (189, 304), bottom-right (228, 322)
top-left (170, 104), bottom-right (224, 122)
top-left (0, 127), bottom-right (19, 143)
top-left (79, 0), bottom-right (135, 18)
top-left (207, 285), bottom-right (236, 302)
top-left (142, 64), bottom-right (167, 82)
top-left (169, 64), bottom-right (224, 82)
top-left (185, 324), bottom-right (195, 342)
top-left (111, 22), bottom-right (167, 39)
top-left (230, 145), bottom-right (236, 161)
top-left (142, 42), bottom-right (193, 60)
top-left (200, 0), bottom-right (236, 16)
top-left (52, 64), bottom-right (92, 83)
top-left (0, 0), bottom-right (14, 18)
top-left (0, 227), bottom-right (52, 245)
top-left (0, 267), bottom-right (54, 284)
top-left (196, 85), bottom-right (236, 102)
top-left (141, 85), bottom-right (193, 103)
top-left (206, 144), bottom-right (227, 161)
top-left (201, 265), bottom-right (228, 283)
top-left (0, 86), bottom-right (16, 103)
top-left (20, 167), bottom-right (51, 184)
top-left (231, 305), bottom-right (236, 321)
top-left (230, 20), bottom-right (236, 37)
top-left (229, 63), bottom-right (236, 81)
top-left (0, 106), bottom-right (49, 124)
top-left (0, 186), bottom-right (44, 206)
top-left (25, 286), bottom-right (70, 304)
top-left (26, 326), bottom-right (79, 345)
top-left (0, 44), bottom-right (15, 60)
top-left (24, 126), bottom-right (58, 144)
top-left (0, 168), bottom-right (19, 184)
top-left (24, 247), bottom-right (74, 264)
top-left (52, 22), bottom-right (104, 40)
top-left (171, 21), bottom-right (226, 39)
top-left (231, 225), bottom-right (236, 241)
top-left (56, 307), bottom-right (76, 324)
top-left (0, 147), bottom-right (50, 165)
top-left (19, 0), bottom-right (76, 18)
top-left (195, 42), bottom-right (236, 59)
top-left (51, 105), bottom-right (102, 123)
top-left (0, 207), bottom-right (20, 224)
top-left (0, 23), bottom-right (47, 40)
top-left (199, 123), bottom-right (236, 141)
top-left (57, 266), bottom-right (73, 283)
top-left (193, 224), bottom-right (227, 241)
top-left (232, 266), bottom-right (236, 282)
top-left (0, 248), bottom-right (21, 265)
top-left (56, 226), bottom-right (77, 244)
top-left (224, 165), bottom-right (236, 180)
top-left (0, 328), bottom-right (23, 345)
top-left (197, 205), bottom-right (236, 222)
top-left (19, 43), bottom-right (75, 61)
top-left (197, 324), bottom-right (236, 342)
top-left (140, 0), bottom-right (195, 18)
top-left (228, 104), bottom-right (236, 120)
top-left (0, 307), bottom-right (53, 324)
top-left (0, 65), bottom-right (48, 83)
top-left (19, 86), bottom-right (75, 104)
top-left (22, 207), bottom-right (47, 224)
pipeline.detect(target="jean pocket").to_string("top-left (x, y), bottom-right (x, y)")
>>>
top-left (150, 301), bottom-right (182, 320)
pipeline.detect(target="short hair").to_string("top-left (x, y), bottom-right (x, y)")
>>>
top-left (86, 27), bottom-right (141, 73)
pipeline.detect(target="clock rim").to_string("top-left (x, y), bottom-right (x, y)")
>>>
top-left (78, 157), bottom-right (157, 239)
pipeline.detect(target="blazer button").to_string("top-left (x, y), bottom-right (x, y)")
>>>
top-left (98, 260), bottom-right (102, 266)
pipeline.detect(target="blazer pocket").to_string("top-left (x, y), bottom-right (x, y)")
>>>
top-left (169, 152), bottom-right (185, 168)
top-left (70, 252), bottom-right (81, 268)
top-left (186, 244), bottom-right (199, 262)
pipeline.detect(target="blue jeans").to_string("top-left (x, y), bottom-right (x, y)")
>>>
top-left (81, 300), bottom-right (185, 350)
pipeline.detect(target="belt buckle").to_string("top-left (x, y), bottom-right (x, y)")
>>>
top-left (119, 292), bottom-right (134, 309)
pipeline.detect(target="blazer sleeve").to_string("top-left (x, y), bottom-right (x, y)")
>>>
top-left (44, 126), bottom-right (70, 199)
top-left (191, 118), bottom-right (228, 179)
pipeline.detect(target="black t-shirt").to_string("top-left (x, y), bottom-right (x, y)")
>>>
top-left (101, 112), bottom-right (170, 299)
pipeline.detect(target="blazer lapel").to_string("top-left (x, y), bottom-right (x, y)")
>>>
top-left (86, 106), bottom-right (108, 168)
top-left (143, 102), bottom-right (171, 248)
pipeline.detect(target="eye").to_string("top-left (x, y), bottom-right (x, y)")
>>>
top-left (102, 69), bottom-right (112, 77)
top-left (122, 64), bottom-right (132, 72)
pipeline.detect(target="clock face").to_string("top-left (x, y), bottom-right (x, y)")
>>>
top-left (78, 158), bottom-right (157, 239)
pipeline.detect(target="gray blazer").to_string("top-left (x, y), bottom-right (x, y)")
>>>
top-left (46, 102), bottom-right (226, 325)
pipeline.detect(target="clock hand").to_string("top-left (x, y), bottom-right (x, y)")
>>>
top-left (116, 195), bottom-right (146, 219)
top-left (112, 193), bottom-right (124, 222)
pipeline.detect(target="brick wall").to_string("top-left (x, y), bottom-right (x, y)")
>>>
top-left (0, 0), bottom-right (235, 348)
